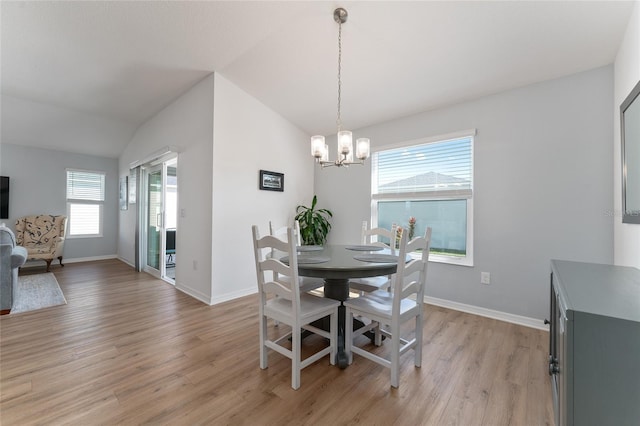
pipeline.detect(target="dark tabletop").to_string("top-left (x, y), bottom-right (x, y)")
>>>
top-left (295, 244), bottom-right (401, 280)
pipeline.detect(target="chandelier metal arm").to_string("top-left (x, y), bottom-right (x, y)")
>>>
top-left (316, 159), bottom-right (365, 168)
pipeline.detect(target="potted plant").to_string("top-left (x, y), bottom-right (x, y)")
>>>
top-left (295, 195), bottom-right (332, 245)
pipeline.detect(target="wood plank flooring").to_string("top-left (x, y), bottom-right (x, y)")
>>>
top-left (0, 259), bottom-right (554, 425)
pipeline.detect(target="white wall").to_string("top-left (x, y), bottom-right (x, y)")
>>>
top-left (119, 75), bottom-right (215, 303)
top-left (210, 74), bottom-right (314, 304)
top-left (118, 73), bottom-right (314, 305)
top-left (614, 1), bottom-right (640, 268)
top-left (316, 66), bottom-right (614, 321)
top-left (0, 143), bottom-right (119, 260)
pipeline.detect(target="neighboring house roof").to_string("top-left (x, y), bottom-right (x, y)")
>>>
top-left (379, 171), bottom-right (469, 192)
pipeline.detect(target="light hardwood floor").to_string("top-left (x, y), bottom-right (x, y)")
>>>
top-left (0, 259), bottom-right (553, 425)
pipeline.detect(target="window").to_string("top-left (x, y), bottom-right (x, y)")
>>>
top-left (66, 169), bottom-right (105, 237)
top-left (372, 130), bottom-right (474, 266)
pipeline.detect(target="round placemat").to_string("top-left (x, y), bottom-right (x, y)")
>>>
top-left (353, 254), bottom-right (400, 263)
top-left (296, 245), bottom-right (323, 252)
top-left (345, 245), bottom-right (385, 251)
top-left (281, 255), bottom-right (330, 264)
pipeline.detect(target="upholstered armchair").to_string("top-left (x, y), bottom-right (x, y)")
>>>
top-left (15, 215), bottom-right (68, 272)
top-left (1, 224), bottom-right (27, 314)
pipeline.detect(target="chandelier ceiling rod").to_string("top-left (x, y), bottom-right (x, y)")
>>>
top-left (336, 7), bottom-right (345, 133)
top-left (311, 7), bottom-right (370, 168)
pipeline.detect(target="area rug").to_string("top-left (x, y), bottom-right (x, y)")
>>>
top-left (11, 273), bottom-right (67, 314)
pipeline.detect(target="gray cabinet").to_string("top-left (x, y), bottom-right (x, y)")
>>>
top-left (549, 260), bottom-right (640, 426)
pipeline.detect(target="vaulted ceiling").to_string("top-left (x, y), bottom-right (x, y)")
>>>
top-left (1, 1), bottom-right (634, 158)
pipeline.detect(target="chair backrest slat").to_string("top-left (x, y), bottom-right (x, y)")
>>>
top-left (253, 225), bottom-right (301, 310)
top-left (262, 279), bottom-right (293, 300)
top-left (392, 227), bottom-right (432, 309)
top-left (361, 220), bottom-right (398, 255)
top-left (269, 220), bottom-right (302, 246)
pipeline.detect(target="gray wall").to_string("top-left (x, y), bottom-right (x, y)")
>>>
top-left (0, 143), bottom-right (119, 260)
top-left (613, 2), bottom-right (640, 268)
top-left (316, 65), bottom-right (614, 321)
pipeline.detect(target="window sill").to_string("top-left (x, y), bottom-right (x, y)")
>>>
top-left (67, 234), bottom-right (103, 239)
top-left (408, 251), bottom-right (473, 267)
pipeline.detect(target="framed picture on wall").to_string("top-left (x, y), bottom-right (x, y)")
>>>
top-left (119, 176), bottom-right (128, 210)
top-left (259, 170), bottom-right (284, 192)
top-left (128, 169), bottom-right (137, 205)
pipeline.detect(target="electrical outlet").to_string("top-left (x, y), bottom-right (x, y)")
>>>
top-left (481, 272), bottom-right (491, 285)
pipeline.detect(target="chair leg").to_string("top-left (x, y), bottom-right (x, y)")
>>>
top-left (390, 323), bottom-right (401, 388)
top-left (45, 259), bottom-right (52, 272)
top-left (374, 322), bottom-right (382, 346)
top-left (415, 313), bottom-right (423, 368)
top-left (330, 310), bottom-right (337, 366)
top-left (345, 308), bottom-right (353, 365)
top-left (292, 322), bottom-right (301, 390)
top-left (259, 315), bottom-right (268, 369)
top-left (58, 256), bottom-right (64, 267)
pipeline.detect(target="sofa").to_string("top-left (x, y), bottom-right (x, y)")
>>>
top-left (1, 224), bottom-right (27, 314)
top-left (15, 215), bottom-right (67, 272)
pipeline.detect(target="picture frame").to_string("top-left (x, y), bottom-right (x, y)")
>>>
top-left (119, 176), bottom-right (128, 210)
top-left (259, 170), bottom-right (284, 192)
top-left (128, 169), bottom-right (137, 205)
top-left (621, 79), bottom-right (640, 224)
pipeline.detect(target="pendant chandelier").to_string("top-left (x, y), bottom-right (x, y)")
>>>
top-left (311, 8), bottom-right (370, 168)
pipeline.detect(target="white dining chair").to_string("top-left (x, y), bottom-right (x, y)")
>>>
top-left (349, 221), bottom-right (399, 294)
top-left (252, 225), bottom-right (339, 390)
top-left (344, 227), bottom-right (432, 388)
top-left (269, 220), bottom-right (325, 293)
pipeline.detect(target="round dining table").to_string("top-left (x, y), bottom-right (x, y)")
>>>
top-left (293, 244), bottom-right (402, 368)
top-left (296, 244), bottom-right (398, 300)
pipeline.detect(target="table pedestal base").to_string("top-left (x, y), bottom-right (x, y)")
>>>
top-left (323, 278), bottom-right (350, 301)
top-left (319, 278), bottom-right (374, 368)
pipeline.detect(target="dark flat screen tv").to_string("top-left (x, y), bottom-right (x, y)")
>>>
top-left (0, 176), bottom-right (9, 219)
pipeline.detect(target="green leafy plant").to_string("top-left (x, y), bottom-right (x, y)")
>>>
top-left (295, 195), bottom-right (333, 245)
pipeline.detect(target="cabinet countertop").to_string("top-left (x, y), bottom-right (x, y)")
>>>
top-left (550, 260), bottom-right (640, 323)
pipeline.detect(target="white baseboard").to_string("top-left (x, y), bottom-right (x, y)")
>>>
top-left (21, 254), bottom-right (118, 268)
top-left (210, 287), bottom-right (257, 306)
top-left (20, 254), bottom-right (546, 332)
top-left (64, 254), bottom-right (118, 264)
top-left (424, 295), bottom-right (548, 331)
top-left (175, 283), bottom-right (213, 305)
top-left (117, 257), bottom-right (135, 268)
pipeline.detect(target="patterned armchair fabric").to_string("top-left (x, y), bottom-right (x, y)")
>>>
top-left (15, 215), bottom-right (67, 272)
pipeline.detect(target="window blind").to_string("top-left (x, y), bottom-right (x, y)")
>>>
top-left (68, 203), bottom-right (101, 235)
top-left (373, 136), bottom-right (472, 197)
top-left (66, 170), bottom-right (105, 201)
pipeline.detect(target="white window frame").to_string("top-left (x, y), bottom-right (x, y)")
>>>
top-left (371, 129), bottom-right (475, 267)
top-left (66, 168), bottom-right (105, 238)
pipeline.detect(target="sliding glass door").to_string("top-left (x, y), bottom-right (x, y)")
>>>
top-left (145, 165), bottom-right (163, 275)
top-left (141, 159), bottom-right (178, 283)
top-left (164, 160), bottom-right (177, 283)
